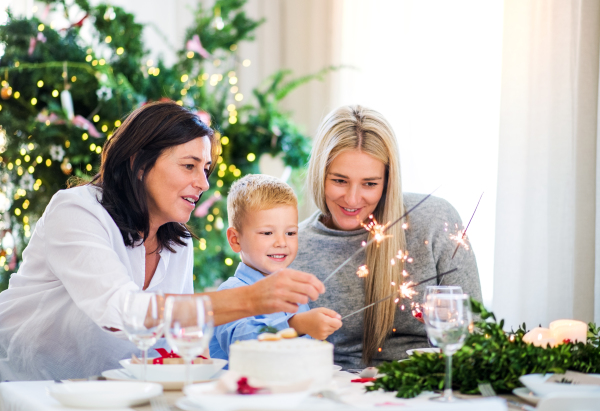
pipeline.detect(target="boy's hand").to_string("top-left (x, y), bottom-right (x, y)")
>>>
top-left (288, 307), bottom-right (342, 340)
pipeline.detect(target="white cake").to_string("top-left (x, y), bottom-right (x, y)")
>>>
top-left (229, 338), bottom-right (334, 387)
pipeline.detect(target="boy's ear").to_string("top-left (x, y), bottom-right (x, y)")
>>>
top-left (226, 227), bottom-right (242, 253)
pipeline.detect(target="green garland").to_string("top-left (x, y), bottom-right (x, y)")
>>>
top-left (367, 299), bottom-right (600, 398)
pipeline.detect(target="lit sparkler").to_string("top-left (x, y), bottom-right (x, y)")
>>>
top-left (356, 265), bottom-right (369, 278)
top-left (322, 187), bottom-right (440, 284)
top-left (450, 192), bottom-right (483, 260)
top-left (399, 281), bottom-right (417, 299)
top-left (449, 228), bottom-right (470, 253)
top-left (361, 215), bottom-right (391, 245)
top-left (340, 268), bottom-right (458, 320)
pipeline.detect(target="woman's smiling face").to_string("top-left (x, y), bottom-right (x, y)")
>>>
top-left (144, 136), bottom-right (212, 229)
top-left (324, 149), bottom-right (386, 231)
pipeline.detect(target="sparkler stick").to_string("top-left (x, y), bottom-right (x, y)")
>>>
top-left (322, 187), bottom-right (441, 284)
top-left (340, 268), bottom-right (458, 320)
top-left (451, 192), bottom-right (484, 260)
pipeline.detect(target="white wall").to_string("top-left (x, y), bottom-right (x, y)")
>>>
top-left (333, 0), bottom-right (504, 307)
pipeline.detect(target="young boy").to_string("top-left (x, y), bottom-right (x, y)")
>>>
top-left (209, 174), bottom-right (342, 360)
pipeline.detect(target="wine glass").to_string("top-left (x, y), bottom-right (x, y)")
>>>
top-left (424, 293), bottom-right (472, 402)
top-left (422, 286), bottom-right (462, 347)
top-left (121, 291), bottom-right (164, 381)
top-left (422, 286), bottom-right (463, 322)
top-left (164, 295), bottom-right (214, 386)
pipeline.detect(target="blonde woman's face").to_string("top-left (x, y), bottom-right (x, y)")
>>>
top-left (324, 150), bottom-right (386, 231)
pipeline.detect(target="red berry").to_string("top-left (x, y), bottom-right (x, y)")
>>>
top-left (414, 312), bottom-right (423, 319)
top-left (563, 338), bottom-right (571, 344)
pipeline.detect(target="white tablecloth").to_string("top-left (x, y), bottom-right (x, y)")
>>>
top-left (0, 373), bottom-right (508, 411)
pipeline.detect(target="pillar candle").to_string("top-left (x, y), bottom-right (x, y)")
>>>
top-left (522, 327), bottom-right (556, 347)
top-left (549, 320), bottom-right (587, 344)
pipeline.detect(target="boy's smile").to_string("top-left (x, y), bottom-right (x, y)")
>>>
top-left (227, 205), bottom-right (299, 275)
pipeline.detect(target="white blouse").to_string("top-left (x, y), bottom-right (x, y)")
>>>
top-left (0, 185), bottom-right (194, 380)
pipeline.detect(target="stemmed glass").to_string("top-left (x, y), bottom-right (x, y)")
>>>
top-left (422, 286), bottom-right (463, 323)
top-left (424, 293), bottom-right (472, 402)
top-left (164, 295), bottom-right (214, 387)
top-left (422, 286), bottom-right (463, 347)
top-left (121, 291), bottom-right (164, 382)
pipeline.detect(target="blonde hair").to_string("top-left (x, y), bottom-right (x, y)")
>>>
top-left (227, 174), bottom-right (298, 231)
top-left (307, 105), bottom-right (406, 365)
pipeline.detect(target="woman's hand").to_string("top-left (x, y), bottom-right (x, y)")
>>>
top-left (247, 268), bottom-right (325, 315)
top-left (199, 268), bottom-right (325, 326)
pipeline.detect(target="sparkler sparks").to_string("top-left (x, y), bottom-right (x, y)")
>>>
top-left (356, 265), bottom-right (369, 278)
top-left (322, 187), bottom-right (440, 284)
top-left (361, 215), bottom-right (390, 245)
top-left (399, 281), bottom-right (417, 299)
top-left (339, 268), bottom-right (458, 320)
top-left (450, 228), bottom-right (470, 252)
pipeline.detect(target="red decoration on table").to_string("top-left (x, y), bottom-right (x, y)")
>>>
top-left (152, 348), bottom-right (207, 364)
top-left (237, 377), bottom-right (262, 395)
top-left (351, 378), bottom-right (377, 383)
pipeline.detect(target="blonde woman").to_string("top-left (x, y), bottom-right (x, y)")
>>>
top-left (290, 105), bottom-right (481, 367)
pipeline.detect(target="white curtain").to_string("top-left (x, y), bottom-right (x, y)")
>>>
top-left (493, 0), bottom-right (600, 329)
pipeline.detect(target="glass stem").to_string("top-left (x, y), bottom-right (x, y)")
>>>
top-left (444, 353), bottom-right (453, 400)
top-left (185, 356), bottom-right (193, 386)
top-left (142, 347), bottom-right (148, 382)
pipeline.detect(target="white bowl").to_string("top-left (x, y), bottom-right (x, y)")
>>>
top-left (119, 358), bottom-right (227, 382)
top-left (406, 348), bottom-right (441, 356)
top-left (184, 381), bottom-right (311, 411)
top-left (48, 381), bottom-right (162, 408)
top-left (519, 373), bottom-right (600, 397)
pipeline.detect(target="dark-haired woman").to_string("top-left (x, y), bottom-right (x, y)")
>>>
top-left (0, 101), bottom-right (324, 381)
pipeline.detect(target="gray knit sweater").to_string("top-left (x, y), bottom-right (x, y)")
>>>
top-left (289, 193), bottom-right (482, 368)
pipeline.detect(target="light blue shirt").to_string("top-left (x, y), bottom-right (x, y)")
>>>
top-left (209, 262), bottom-right (310, 361)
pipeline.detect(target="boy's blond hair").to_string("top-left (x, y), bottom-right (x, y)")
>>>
top-left (227, 174), bottom-right (297, 231)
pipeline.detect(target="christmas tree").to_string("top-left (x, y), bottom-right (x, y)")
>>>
top-left (0, 0), bottom-right (328, 291)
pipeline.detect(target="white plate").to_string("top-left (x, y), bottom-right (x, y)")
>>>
top-left (332, 365), bottom-right (342, 372)
top-left (102, 369), bottom-right (223, 390)
top-left (119, 358), bottom-right (227, 382)
top-left (406, 348), bottom-right (441, 356)
top-left (48, 381), bottom-right (162, 408)
top-left (519, 373), bottom-right (600, 397)
top-left (183, 381), bottom-right (311, 410)
top-left (176, 397), bottom-right (203, 411)
top-left (512, 387), bottom-right (540, 405)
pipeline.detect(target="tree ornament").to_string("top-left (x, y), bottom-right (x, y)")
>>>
top-left (1, 86), bottom-right (12, 100)
top-left (104, 7), bottom-right (116, 21)
top-left (60, 89), bottom-right (74, 120)
top-left (186, 34), bottom-right (211, 59)
top-left (49, 145), bottom-right (65, 161)
top-left (212, 6), bottom-right (225, 30)
top-left (61, 62), bottom-right (74, 120)
top-left (20, 173), bottom-right (34, 191)
top-left (60, 158), bottom-right (72, 175)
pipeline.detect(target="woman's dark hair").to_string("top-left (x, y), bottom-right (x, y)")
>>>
top-left (91, 101), bottom-right (218, 252)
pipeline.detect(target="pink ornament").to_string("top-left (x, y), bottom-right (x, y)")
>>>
top-left (72, 115), bottom-right (102, 137)
top-left (186, 34), bottom-right (211, 59)
top-left (27, 32), bottom-right (47, 55)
